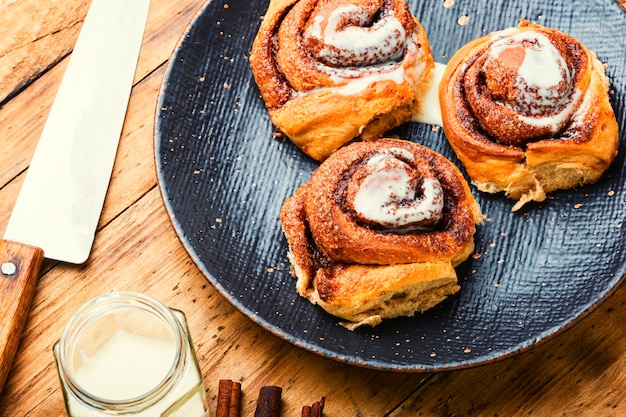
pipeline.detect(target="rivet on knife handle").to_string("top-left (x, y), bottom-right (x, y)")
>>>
top-left (0, 240), bottom-right (44, 394)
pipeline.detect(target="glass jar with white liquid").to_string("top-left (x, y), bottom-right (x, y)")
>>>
top-left (53, 291), bottom-right (209, 416)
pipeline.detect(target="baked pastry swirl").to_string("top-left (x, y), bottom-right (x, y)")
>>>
top-left (280, 139), bottom-right (482, 329)
top-left (439, 20), bottom-right (619, 211)
top-left (250, 0), bottom-right (434, 161)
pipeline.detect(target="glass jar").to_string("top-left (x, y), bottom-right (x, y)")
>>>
top-left (53, 291), bottom-right (209, 417)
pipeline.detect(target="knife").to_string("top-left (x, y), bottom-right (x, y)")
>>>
top-left (0, 0), bottom-right (150, 393)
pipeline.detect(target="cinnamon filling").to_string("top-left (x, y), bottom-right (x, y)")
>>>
top-left (253, 0), bottom-right (423, 106)
top-left (457, 28), bottom-right (589, 147)
top-left (299, 139), bottom-right (479, 265)
top-left (304, 2), bottom-right (408, 67)
top-left (340, 148), bottom-right (444, 231)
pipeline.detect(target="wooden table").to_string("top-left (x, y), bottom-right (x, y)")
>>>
top-left (1, 0), bottom-right (625, 415)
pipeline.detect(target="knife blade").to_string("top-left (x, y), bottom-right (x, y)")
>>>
top-left (0, 0), bottom-right (150, 393)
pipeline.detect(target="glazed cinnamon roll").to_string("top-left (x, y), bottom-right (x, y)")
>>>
top-left (280, 139), bottom-right (482, 329)
top-left (250, 0), bottom-right (434, 161)
top-left (439, 20), bottom-right (619, 211)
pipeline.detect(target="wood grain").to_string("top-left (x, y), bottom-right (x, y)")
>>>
top-left (0, 0), bottom-right (90, 104)
top-left (390, 282), bottom-right (626, 416)
top-left (0, 0), bottom-right (624, 416)
top-left (0, 240), bottom-right (44, 394)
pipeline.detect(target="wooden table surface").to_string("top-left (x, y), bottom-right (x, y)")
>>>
top-left (1, 0), bottom-right (625, 415)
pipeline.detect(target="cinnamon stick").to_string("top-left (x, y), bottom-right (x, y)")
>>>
top-left (216, 379), bottom-right (241, 417)
top-left (301, 397), bottom-right (325, 417)
top-left (253, 385), bottom-right (282, 417)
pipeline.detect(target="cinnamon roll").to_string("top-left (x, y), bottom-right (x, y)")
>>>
top-left (439, 20), bottom-right (619, 211)
top-left (280, 139), bottom-right (482, 329)
top-left (250, 0), bottom-right (434, 161)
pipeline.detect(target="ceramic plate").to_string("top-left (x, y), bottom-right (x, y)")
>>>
top-left (154, 0), bottom-right (626, 371)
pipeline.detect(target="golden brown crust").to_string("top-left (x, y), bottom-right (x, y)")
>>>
top-left (250, 0), bottom-right (434, 161)
top-left (439, 20), bottom-right (619, 210)
top-left (305, 138), bottom-right (480, 265)
top-left (311, 262), bottom-right (460, 330)
top-left (279, 139), bottom-right (482, 329)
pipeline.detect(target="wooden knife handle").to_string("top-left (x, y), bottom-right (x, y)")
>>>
top-left (0, 240), bottom-right (44, 395)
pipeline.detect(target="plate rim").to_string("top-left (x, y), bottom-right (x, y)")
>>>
top-left (153, 0), bottom-right (626, 372)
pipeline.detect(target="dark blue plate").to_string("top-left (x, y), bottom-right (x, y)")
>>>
top-left (154, 0), bottom-right (626, 371)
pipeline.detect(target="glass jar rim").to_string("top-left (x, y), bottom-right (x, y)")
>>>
top-left (56, 291), bottom-right (185, 411)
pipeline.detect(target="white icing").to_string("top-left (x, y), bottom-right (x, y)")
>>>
top-left (555, 86), bottom-right (591, 139)
top-left (309, 15), bottom-right (324, 40)
top-left (292, 40), bottom-right (422, 98)
top-left (488, 30), bottom-right (577, 133)
top-left (326, 61), bottom-right (398, 82)
top-left (334, 39), bottom-right (424, 95)
top-left (70, 329), bottom-right (206, 416)
top-left (336, 62), bottom-right (407, 95)
top-left (411, 62), bottom-right (446, 126)
top-left (353, 149), bottom-right (444, 228)
top-left (74, 330), bottom-right (176, 400)
top-left (517, 88), bottom-right (581, 131)
top-left (516, 39), bottom-right (568, 98)
top-left (489, 32), bottom-right (571, 113)
top-left (298, 5), bottom-right (427, 97)
top-left (306, 5), bottom-right (406, 66)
